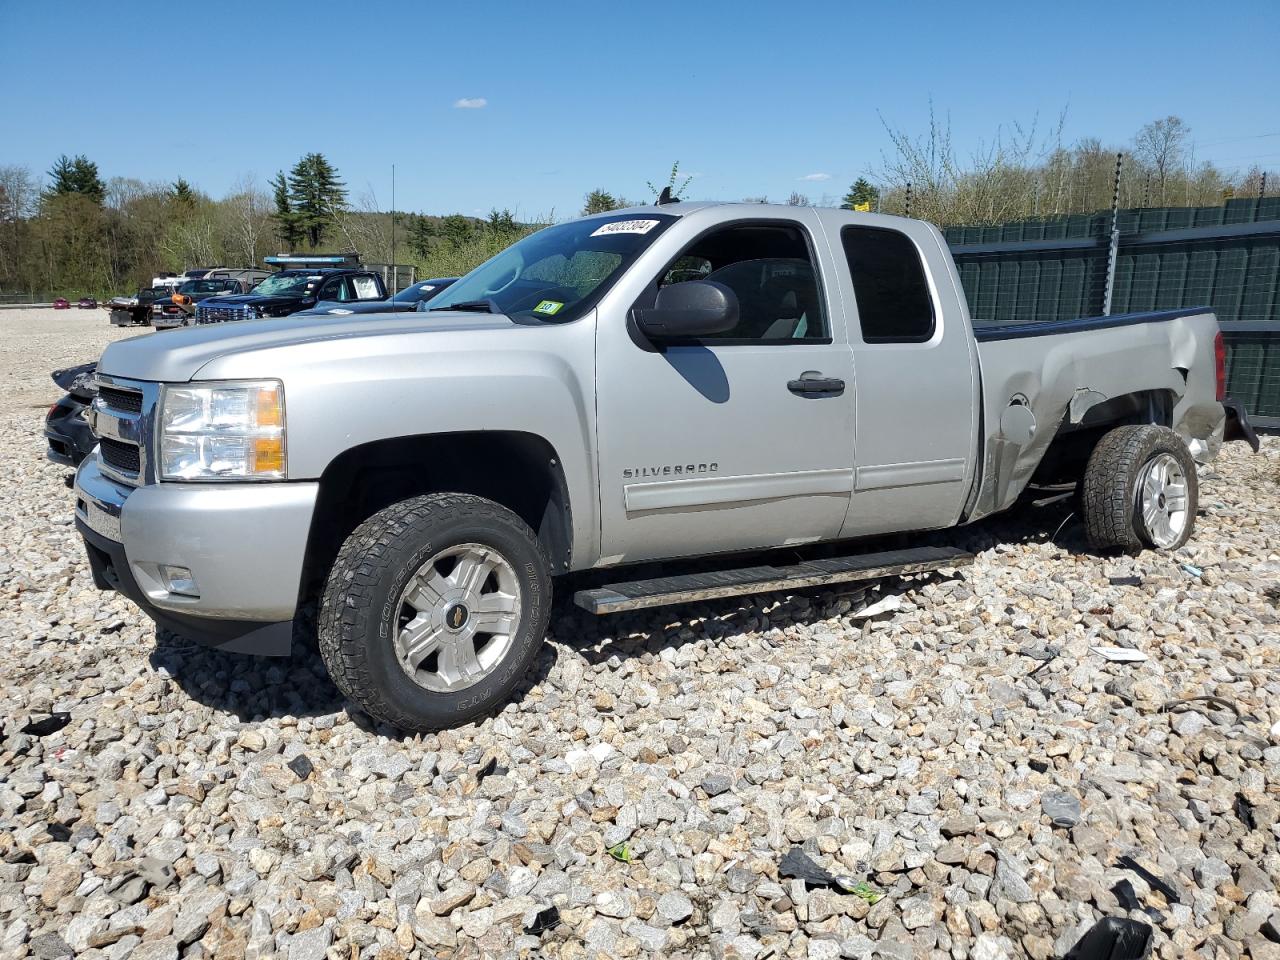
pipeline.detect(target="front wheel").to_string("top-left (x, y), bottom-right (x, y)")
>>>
top-left (318, 493), bottom-right (552, 732)
top-left (1081, 424), bottom-right (1199, 551)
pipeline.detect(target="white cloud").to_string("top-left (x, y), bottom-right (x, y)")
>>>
top-left (799, 172), bottom-right (831, 182)
top-left (454, 97), bottom-right (488, 109)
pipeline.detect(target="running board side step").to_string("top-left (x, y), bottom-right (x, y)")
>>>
top-left (573, 545), bottom-right (973, 615)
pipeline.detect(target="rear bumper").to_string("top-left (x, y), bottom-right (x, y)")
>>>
top-left (1223, 397), bottom-right (1260, 453)
top-left (73, 456), bottom-right (319, 655)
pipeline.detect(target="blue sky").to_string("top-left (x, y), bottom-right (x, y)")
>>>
top-left (2, 0), bottom-right (1277, 218)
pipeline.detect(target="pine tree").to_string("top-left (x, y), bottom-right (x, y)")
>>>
top-left (269, 171), bottom-right (302, 248)
top-left (171, 178), bottom-right (196, 206)
top-left (287, 153), bottom-right (347, 248)
top-left (438, 214), bottom-right (474, 248)
top-left (841, 178), bottom-right (879, 211)
top-left (44, 154), bottom-right (105, 205)
top-left (407, 215), bottom-right (436, 259)
top-left (582, 189), bottom-right (620, 215)
top-left (487, 208), bottom-right (516, 236)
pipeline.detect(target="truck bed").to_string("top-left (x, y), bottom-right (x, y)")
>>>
top-left (968, 305), bottom-right (1225, 522)
top-left (972, 306), bottom-right (1211, 342)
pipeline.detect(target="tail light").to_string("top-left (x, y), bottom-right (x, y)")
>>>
top-left (1213, 331), bottom-right (1226, 402)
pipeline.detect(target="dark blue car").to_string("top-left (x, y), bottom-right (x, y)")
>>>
top-left (296, 277), bottom-right (458, 317)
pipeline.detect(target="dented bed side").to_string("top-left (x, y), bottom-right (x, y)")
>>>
top-left (967, 309), bottom-right (1226, 522)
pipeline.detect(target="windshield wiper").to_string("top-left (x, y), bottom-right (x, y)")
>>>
top-left (430, 299), bottom-right (495, 313)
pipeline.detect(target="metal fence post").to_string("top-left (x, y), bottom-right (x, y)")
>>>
top-left (1102, 153), bottom-right (1123, 316)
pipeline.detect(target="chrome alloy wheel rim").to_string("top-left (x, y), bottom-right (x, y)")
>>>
top-left (393, 543), bottom-right (521, 692)
top-left (1137, 452), bottom-right (1188, 548)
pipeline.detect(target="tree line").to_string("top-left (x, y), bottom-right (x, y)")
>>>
top-left (1, 114), bottom-right (1274, 297)
top-left (0, 152), bottom-right (525, 298)
top-left (581, 117), bottom-right (1273, 227)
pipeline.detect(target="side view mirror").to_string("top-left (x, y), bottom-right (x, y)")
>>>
top-left (634, 280), bottom-right (738, 339)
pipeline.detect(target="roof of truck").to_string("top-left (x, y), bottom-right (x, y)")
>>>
top-left (595, 201), bottom-right (916, 224)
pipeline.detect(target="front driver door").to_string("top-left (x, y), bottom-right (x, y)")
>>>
top-left (593, 211), bottom-right (856, 566)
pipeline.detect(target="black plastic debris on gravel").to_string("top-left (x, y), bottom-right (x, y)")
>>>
top-left (1114, 855), bottom-right (1181, 904)
top-left (1112, 878), bottom-right (1166, 924)
top-left (1064, 917), bottom-right (1153, 960)
top-left (524, 905), bottom-right (560, 936)
top-left (21, 713), bottom-right (70, 737)
top-left (1235, 793), bottom-right (1256, 831)
top-left (1108, 575), bottom-right (1143, 587)
top-left (288, 754), bottom-right (314, 781)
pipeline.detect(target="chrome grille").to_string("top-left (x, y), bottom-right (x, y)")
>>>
top-left (100, 437), bottom-right (140, 473)
top-left (89, 376), bottom-right (158, 486)
top-left (98, 386), bottom-right (142, 413)
top-left (196, 303), bottom-right (255, 324)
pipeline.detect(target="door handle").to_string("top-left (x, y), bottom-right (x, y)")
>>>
top-left (787, 371), bottom-right (845, 396)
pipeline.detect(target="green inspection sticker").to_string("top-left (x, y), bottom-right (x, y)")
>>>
top-left (533, 300), bottom-right (564, 315)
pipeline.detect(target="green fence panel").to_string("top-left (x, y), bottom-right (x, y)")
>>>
top-left (1185, 249), bottom-right (1218, 308)
top-left (1213, 248), bottom-right (1249, 322)
top-left (1038, 259), bottom-right (1063, 321)
top-left (1061, 256), bottom-right (1091, 318)
top-left (1240, 242), bottom-right (1279, 323)
top-left (1155, 251), bottom-right (1188, 310)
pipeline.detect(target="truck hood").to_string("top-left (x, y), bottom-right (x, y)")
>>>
top-left (98, 311), bottom-right (521, 383)
top-left (201, 293), bottom-right (310, 311)
top-left (295, 299), bottom-right (412, 316)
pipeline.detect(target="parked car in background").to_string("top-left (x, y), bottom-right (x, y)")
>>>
top-left (194, 268), bottom-right (387, 324)
top-left (46, 362), bottom-right (98, 466)
top-left (295, 277), bottom-right (457, 317)
top-left (110, 286), bottom-right (171, 326)
top-left (73, 204), bottom-right (1256, 732)
top-left (52, 298), bottom-right (70, 309)
top-left (78, 297), bottom-right (98, 309)
top-left (206, 267), bottom-right (270, 288)
top-left (152, 274), bottom-right (184, 291)
top-left (153, 277), bottom-right (251, 330)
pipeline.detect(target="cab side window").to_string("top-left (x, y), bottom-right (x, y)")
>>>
top-left (318, 277), bottom-right (348, 301)
top-left (351, 275), bottom-right (383, 300)
top-left (658, 223), bottom-right (828, 342)
top-left (841, 226), bottom-right (935, 343)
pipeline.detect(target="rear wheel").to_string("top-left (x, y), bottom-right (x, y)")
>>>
top-left (1081, 424), bottom-right (1198, 551)
top-left (318, 493), bottom-right (551, 732)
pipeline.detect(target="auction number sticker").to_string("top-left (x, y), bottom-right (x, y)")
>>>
top-left (533, 300), bottom-right (564, 315)
top-left (590, 219), bottom-right (660, 237)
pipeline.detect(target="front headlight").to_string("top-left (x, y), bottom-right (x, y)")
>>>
top-left (159, 380), bottom-right (285, 480)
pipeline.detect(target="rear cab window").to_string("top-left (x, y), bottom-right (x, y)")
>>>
top-left (840, 226), bottom-right (936, 343)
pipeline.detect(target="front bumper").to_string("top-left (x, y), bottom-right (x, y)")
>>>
top-left (46, 399), bottom-right (96, 466)
top-left (74, 455), bottom-right (320, 655)
top-left (152, 316), bottom-right (188, 330)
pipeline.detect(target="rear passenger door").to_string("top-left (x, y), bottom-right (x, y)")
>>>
top-left (818, 216), bottom-right (979, 537)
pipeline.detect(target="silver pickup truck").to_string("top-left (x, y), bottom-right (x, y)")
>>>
top-left (74, 203), bottom-right (1256, 731)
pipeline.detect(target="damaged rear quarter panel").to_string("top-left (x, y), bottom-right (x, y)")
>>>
top-left (969, 311), bottom-right (1224, 520)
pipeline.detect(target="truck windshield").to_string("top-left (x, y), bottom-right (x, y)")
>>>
top-left (427, 213), bottom-right (676, 321)
top-left (179, 279), bottom-right (236, 294)
top-left (251, 274), bottom-right (320, 297)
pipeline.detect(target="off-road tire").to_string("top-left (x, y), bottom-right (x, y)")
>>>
top-left (318, 493), bottom-right (552, 732)
top-left (1081, 424), bottom-right (1198, 551)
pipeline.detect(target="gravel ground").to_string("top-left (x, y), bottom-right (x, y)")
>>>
top-left (1, 308), bottom-right (1278, 960)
